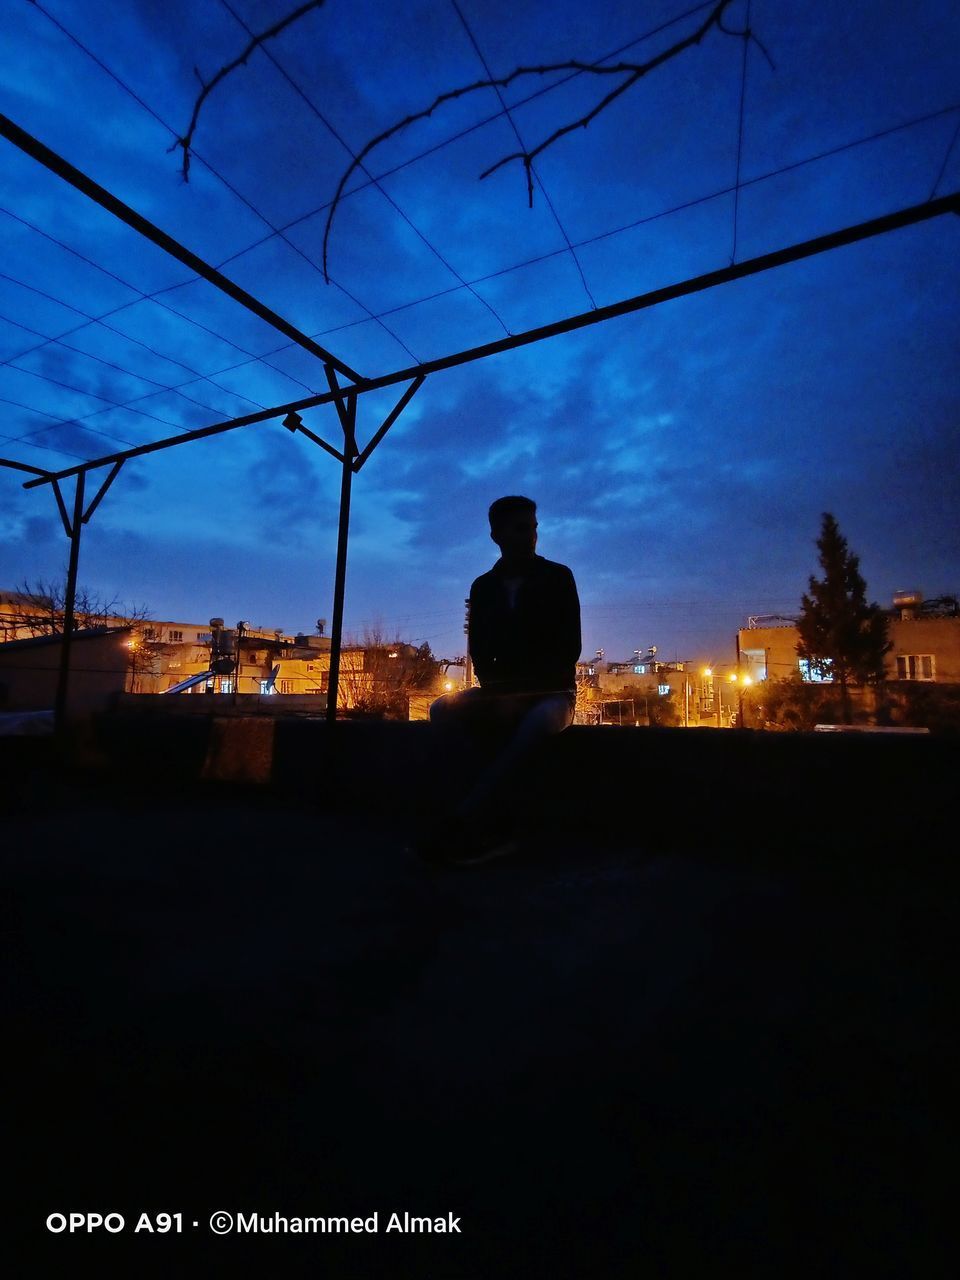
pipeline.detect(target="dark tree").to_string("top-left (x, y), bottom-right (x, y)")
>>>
top-left (796, 513), bottom-right (891, 722)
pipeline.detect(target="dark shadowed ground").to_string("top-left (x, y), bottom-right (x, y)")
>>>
top-left (3, 724), bottom-right (956, 1277)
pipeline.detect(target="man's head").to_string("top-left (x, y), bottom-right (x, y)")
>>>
top-left (488, 495), bottom-right (538, 561)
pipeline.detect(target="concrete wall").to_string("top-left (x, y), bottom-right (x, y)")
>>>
top-left (0, 630), bottom-right (131, 714)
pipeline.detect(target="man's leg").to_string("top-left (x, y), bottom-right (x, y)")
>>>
top-left (453, 692), bottom-right (574, 826)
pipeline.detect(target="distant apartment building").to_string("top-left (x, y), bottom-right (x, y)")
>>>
top-left (737, 592), bottom-right (960, 686)
top-left (579, 653), bottom-right (737, 727)
top-left (2, 592), bottom-right (376, 708)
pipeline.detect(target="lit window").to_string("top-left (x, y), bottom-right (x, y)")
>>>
top-left (634, 665), bottom-right (646, 674)
top-left (896, 654), bottom-right (935, 681)
top-left (799, 658), bottom-right (833, 683)
top-left (220, 678), bottom-right (233, 693)
top-left (740, 648), bottom-right (767, 680)
top-left (657, 684), bottom-right (671, 696)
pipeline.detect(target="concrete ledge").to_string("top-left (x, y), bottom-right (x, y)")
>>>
top-left (31, 712), bottom-right (950, 860)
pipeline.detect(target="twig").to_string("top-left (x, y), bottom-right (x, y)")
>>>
top-left (170, 0), bottom-right (327, 180)
top-left (322, 0), bottom-right (746, 279)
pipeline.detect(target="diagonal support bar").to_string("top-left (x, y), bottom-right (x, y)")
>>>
top-left (353, 376), bottom-right (425, 472)
top-left (283, 411), bottom-right (344, 462)
top-left (51, 478), bottom-right (73, 538)
top-left (83, 460), bottom-right (124, 523)
top-left (324, 363), bottom-right (359, 448)
top-left (0, 110), bottom-right (362, 384)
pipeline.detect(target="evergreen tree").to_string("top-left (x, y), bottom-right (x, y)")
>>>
top-left (796, 513), bottom-right (891, 722)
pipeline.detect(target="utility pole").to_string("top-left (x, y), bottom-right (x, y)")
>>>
top-left (463, 598), bottom-right (472, 687)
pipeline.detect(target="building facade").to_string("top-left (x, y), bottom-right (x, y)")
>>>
top-left (737, 594), bottom-right (960, 686)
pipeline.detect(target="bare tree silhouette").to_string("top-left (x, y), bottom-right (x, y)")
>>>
top-left (171, 0), bottom-right (328, 180)
top-left (173, 0), bottom-right (774, 280)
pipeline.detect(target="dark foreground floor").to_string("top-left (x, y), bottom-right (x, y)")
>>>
top-left (4, 777), bottom-right (955, 1278)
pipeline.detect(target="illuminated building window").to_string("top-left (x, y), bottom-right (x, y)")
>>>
top-left (896, 654), bottom-right (934, 681)
top-left (799, 658), bottom-right (833, 683)
top-left (634, 664), bottom-right (646, 674)
top-left (657, 683), bottom-right (671, 696)
top-left (740, 648), bottom-right (767, 680)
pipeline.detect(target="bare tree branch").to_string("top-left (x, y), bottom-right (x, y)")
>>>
top-left (171, 0), bottom-right (327, 180)
top-left (321, 0), bottom-right (745, 279)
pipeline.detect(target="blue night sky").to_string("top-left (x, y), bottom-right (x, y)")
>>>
top-left (1, 0), bottom-right (958, 666)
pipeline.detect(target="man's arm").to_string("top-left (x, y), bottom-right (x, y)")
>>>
top-left (558, 567), bottom-right (582, 667)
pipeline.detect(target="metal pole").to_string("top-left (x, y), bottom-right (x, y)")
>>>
top-left (326, 392), bottom-right (357, 724)
top-left (54, 471), bottom-right (85, 733)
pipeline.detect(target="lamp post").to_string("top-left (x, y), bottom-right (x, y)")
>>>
top-left (728, 671), bottom-right (753, 727)
top-left (703, 667), bottom-right (722, 729)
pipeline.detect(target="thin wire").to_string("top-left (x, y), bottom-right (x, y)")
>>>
top-left (7, 0), bottom-right (738, 429)
top-left (0, 262), bottom-right (253, 400)
top-left (29, 0), bottom-right (714, 299)
top-left (450, 0), bottom-right (597, 310)
top-left (0, 428), bottom-right (88, 462)
top-left (928, 111), bottom-right (960, 199)
top-left (213, 2), bottom-right (718, 261)
top-left (731, 0), bottom-right (750, 263)
top-left (4, 70), bottom-right (954, 457)
top-left (302, 100), bottom-right (960, 328)
top-left (0, 270), bottom-right (237, 416)
top-left (216, 0), bottom-right (510, 338)
top-left (0, 207), bottom-right (283, 403)
top-left (29, 92), bottom-right (956, 454)
top-left (29, 0), bottom-right (420, 365)
top-left (0, 396), bottom-right (134, 448)
top-left (0, 348), bottom-right (191, 435)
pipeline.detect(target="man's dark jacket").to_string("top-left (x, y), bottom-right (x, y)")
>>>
top-left (468, 554), bottom-right (581, 694)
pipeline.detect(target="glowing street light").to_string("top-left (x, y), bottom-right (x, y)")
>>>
top-left (728, 671), bottom-right (753, 726)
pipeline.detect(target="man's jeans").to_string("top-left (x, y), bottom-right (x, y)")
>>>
top-left (428, 688), bottom-right (575, 823)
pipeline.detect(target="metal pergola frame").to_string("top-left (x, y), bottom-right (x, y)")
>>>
top-left (2, 110), bottom-right (958, 729)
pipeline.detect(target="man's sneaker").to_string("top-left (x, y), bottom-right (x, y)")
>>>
top-left (406, 814), bottom-right (469, 866)
top-left (445, 820), bottom-right (521, 867)
top-left (447, 834), bottom-right (521, 867)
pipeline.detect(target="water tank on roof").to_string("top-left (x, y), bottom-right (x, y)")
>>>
top-left (893, 590), bottom-right (923, 609)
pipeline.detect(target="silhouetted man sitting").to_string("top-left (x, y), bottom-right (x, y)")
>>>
top-left (417, 494), bottom-right (581, 865)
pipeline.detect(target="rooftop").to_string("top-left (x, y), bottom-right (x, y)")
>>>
top-left (6, 719), bottom-right (955, 1275)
